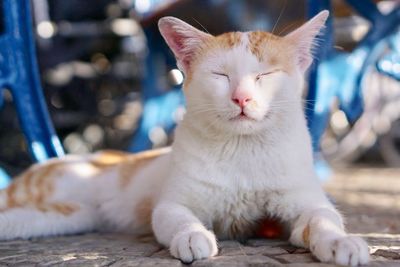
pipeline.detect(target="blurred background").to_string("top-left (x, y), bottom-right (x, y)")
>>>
top-left (0, 0), bottom-right (399, 177)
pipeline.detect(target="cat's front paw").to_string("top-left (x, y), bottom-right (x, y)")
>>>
top-left (311, 235), bottom-right (369, 266)
top-left (170, 229), bottom-right (218, 263)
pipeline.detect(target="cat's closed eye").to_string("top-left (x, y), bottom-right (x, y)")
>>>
top-left (212, 72), bottom-right (230, 81)
top-left (255, 70), bottom-right (281, 81)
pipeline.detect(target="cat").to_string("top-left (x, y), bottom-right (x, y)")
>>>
top-left (0, 11), bottom-right (369, 266)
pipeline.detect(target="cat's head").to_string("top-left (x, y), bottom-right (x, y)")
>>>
top-left (158, 11), bottom-right (329, 135)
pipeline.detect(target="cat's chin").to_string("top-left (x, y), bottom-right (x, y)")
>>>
top-left (226, 118), bottom-right (266, 135)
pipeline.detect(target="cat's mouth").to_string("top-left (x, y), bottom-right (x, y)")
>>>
top-left (230, 111), bottom-right (256, 121)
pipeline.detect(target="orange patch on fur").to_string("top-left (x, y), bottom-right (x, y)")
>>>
top-left (134, 196), bottom-right (154, 226)
top-left (32, 163), bottom-right (60, 205)
top-left (0, 162), bottom-right (63, 212)
top-left (2, 161), bottom-right (64, 211)
top-left (22, 170), bottom-right (34, 202)
top-left (268, 55), bottom-right (279, 66)
top-left (90, 150), bottom-right (131, 168)
top-left (302, 224), bottom-right (310, 246)
top-left (248, 31), bottom-right (277, 62)
top-left (6, 182), bottom-right (18, 208)
top-left (2, 168), bottom-right (35, 209)
top-left (247, 31), bottom-right (295, 72)
top-left (34, 202), bottom-right (78, 215)
top-left (50, 203), bottom-right (79, 215)
top-left (215, 32), bottom-right (242, 49)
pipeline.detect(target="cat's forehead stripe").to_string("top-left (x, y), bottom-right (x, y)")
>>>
top-left (214, 31), bottom-right (284, 63)
top-left (215, 32), bottom-right (243, 48)
top-left (247, 31), bottom-right (280, 62)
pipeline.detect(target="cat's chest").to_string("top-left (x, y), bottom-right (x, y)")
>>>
top-left (200, 158), bottom-right (284, 190)
top-left (214, 189), bottom-right (268, 218)
top-left (195, 188), bottom-right (280, 240)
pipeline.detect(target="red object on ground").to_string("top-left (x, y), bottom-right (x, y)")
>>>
top-left (256, 218), bottom-right (284, 239)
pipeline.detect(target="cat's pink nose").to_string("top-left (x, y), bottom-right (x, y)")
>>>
top-left (232, 95), bottom-right (252, 108)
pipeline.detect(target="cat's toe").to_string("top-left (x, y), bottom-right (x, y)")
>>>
top-left (170, 229), bottom-right (218, 263)
top-left (311, 236), bottom-right (336, 263)
top-left (312, 235), bottom-right (369, 266)
top-left (335, 236), bottom-right (369, 266)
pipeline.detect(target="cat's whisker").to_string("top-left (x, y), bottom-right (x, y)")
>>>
top-left (191, 17), bottom-right (210, 34)
top-left (189, 105), bottom-right (236, 111)
top-left (270, 0), bottom-right (287, 35)
top-left (188, 108), bottom-right (234, 116)
top-left (270, 102), bottom-right (310, 107)
top-left (203, 116), bottom-right (224, 134)
top-left (266, 0), bottom-right (287, 46)
top-left (269, 104), bottom-right (316, 113)
top-left (277, 21), bottom-right (299, 36)
top-left (272, 99), bottom-right (317, 104)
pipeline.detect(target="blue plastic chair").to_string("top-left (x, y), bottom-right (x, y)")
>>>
top-left (306, 0), bottom-right (400, 152)
top-left (0, 0), bottom-right (64, 188)
top-left (129, 28), bottom-right (184, 152)
top-left (306, 0), bottom-right (400, 178)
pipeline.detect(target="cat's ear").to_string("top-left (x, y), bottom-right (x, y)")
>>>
top-left (158, 17), bottom-right (211, 74)
top-left (285, 10), bottom-right (329, 72)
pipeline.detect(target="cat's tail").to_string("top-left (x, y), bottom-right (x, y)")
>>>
top-left (0, 151), bottom-right (130, 212)
top-left (0, 149), bottom-right (156, 240)
top-left (0, 157), bottom-right (99, 240)
top-left (0, 161), bottom-right (58, 211)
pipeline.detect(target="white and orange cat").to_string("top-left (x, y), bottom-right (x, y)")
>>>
top-left (0, 11), bottom-right (369, 266)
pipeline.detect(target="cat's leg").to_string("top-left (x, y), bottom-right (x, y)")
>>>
top-left (0, 203), bottom-right (98, 240)
top-left (287, 195), bottom-right (369, 266)
top-left (152, 201), bottom-right (218, 263)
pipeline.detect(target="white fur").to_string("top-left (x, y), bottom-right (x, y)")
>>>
top-left (0, 11), bottom-right (368, 266)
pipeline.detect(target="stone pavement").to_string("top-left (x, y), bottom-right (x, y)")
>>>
top-left (0, 168), bottom-right (399, 266)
